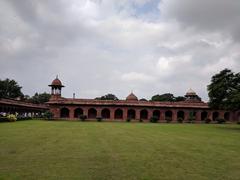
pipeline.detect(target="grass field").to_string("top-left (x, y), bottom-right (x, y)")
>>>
top-left (0, 120), bottom-right (239, 180)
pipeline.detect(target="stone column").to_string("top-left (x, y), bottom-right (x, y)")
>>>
top-left (219, 111), bottom-right (225, 119)
top-left (195, 111), bottom-right (201, 122)
top-left (148, 109), bottom-right (153, 120)
top-left (110, 108), bottom-right (115, 120)
top-left (184, 110), bottom-right (189, 121)
top-left (207, 111), bottom-right (212, 121)
top-left (136, 108), bottom-right (141, 120)
top-left (123, 108), bottom-right (128, 120)
top-left (172, 109), bottom-right (177, 122)
top-left (83, 107), bottom-right (88, 117)
top-left (97, 108), bottom-right (102, 117)
top-left (160, 110), bottom-right (165, 121)
top-left (69, 107), bottom-right (74, 119)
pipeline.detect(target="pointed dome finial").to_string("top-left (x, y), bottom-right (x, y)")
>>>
top-left (126, 91), bottom-right (138, 101)
top-left (49, 76), bottom-right (64, 87)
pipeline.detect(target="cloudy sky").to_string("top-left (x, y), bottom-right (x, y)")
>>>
top-left (1, 0), bottom-right (240, 101)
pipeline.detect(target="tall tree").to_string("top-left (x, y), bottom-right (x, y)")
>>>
top-left (0, 78), bottom-right (23, 99)
top-left (175, 96), bottom-right (186, 102)
top-left (151, 93), bottom-right (175, 102)
top-left (28, 92), bottom-right (51, 104)
top-left (95, 94), bottom-right (118, 100)
top-left (208, 69), bottom-right (240, 110)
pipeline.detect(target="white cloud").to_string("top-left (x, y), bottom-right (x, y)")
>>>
top-left (0, 0), bottom-right (239, 101)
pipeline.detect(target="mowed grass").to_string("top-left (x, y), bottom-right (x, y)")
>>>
top-left (0, 120), bottom-right (240, 180)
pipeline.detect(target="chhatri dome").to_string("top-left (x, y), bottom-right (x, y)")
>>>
top-left (126, 92), bottom-right (138, 101)
top-left (185, 88), bottom-right (201, 101)
top-left (49, 75), bottom-right (64, 87)
top-left (186, 88), bottom-right (196, 96)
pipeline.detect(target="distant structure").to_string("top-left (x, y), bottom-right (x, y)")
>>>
top-left (47, 77), bottom-right (240, 122)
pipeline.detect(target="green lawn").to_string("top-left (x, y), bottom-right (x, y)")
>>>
top-left (0, 120), bottom-right (239, 180)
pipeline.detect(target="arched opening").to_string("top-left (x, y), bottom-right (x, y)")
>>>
top-left (177, 111), bottom-right (185, 120)
top-left (114, 109), bottom-right (123, 119)
top-left (74, 108), bottom-right (83, 118)
top-left (224, 112), bottom-right (230, 121)
top-left (101, 108), bottom-right (110, 119)
top-left (189, 111), bottom-right (196, 121)
top-left (140, 109), bottom-right (148, 120)
top-left (60, 108), bottom-right (69, 118)
top-left (127, 109), bottom-right (136, 119)
top-left (212, 112), bottom-right (219, 121)
top-left (165, 110), bottom-right (172, 121)
top-left (88, 108), bottom-right (97, 119)
top-left (201, 111), bottom-right (208, 121)
top-left (153, 110), bottom-right (160, 120)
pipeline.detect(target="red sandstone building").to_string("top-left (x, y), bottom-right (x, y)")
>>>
top-left (47, 77), bottom-right (240, 122)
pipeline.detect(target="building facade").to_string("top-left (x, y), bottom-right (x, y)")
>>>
top-left (47, 77), bottom-right (240, 122)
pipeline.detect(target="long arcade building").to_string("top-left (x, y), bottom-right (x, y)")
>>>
top-left (47, 77), bottom-right (240, 122)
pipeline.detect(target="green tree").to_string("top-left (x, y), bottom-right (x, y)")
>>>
top-left (28, 92), bottom-right (51, 104)
top-left (0, 78), bottom-right (23, 99)
top-left (175, 96), bottom-right (186, 102)
top-left (151, 93), bottom-right (175, 102)
top-left (208, 69), bottom-right (240, 110)
top-left (95, 94), bottom-right (118, 100)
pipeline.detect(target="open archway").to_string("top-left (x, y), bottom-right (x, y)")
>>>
top-left (74, 108), bottom-right (83, 118)
top-left (201, 111), bottom-right (208, 121)
top-left (153, 110), bottom-right (160, 120)
top-left (212, 112), bottom-right (219, 121)
top-left (60, 107), bottom-right (69, 118)
top-left (127, 109), bottom-right (136, 119)
top-left (177, 111), bottom-right (185, 120)
top-left (165, 110), bottom-right (172, 121)
top-left (140, 109), bottom-right (148, 120)
top-left (114, 109), bottom-right (123, 119)
top-left (88, 108), bottom-right (97, 119)
top-left (101, 108), bottom-right (110, 119)
top-left (224, 112), bottom-right (230, 121)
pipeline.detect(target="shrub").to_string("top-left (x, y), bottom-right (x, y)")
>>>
top-left (126, 118), bottom-right (131, 122)
top-left (165, 117), bottom-right (172, 123)
top-left (79, 115), bottom-right (87, 121)
top-left (150, 116), bottom-right (158, 123)
top-left (43, 111), bottom-right (54, 120)
top-left (17, 116), bottom-right (33, 121)
top-left (177, 118), bottom-right (183, 123)
top-left (237, 121), bottom-right (240, 125)
top-left (216, 118), bottom-right (226, 124)
top-left (188, 118), bottom-right (195, 123)
top-left (139, 119), bottom-right (143, 123)
top-left (205, 118), bottom-right (211, 124)
top-left (0, 117), bottom-right (8, 122)
top-left (96, 116), bottom-right (102, 122)
top-left (7, 114), bottom-right (17, 122)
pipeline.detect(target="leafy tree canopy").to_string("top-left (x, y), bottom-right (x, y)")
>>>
top-left (151, 93), bottom-right (175, 101)
top-left (151, 94), bottom-right (186, 102)
top-left (95, 94), bottom-right (118, 100)
top-left (208, 69), bottom-right (240, 110)
top-left (0, 78), bottom-right (24, 99)
top-left (26, 92), bottom-right (51, 104)
top-left (175, 96), bottom-right (186, 102)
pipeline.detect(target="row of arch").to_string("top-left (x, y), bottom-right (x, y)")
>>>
top-left (60, 107), bottom-right (232, 121)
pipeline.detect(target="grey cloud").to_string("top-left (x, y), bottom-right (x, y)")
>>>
top-left (160, 0), bottom-right (240, 41)
top-left (0, 0), bottom-right (239, 101)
